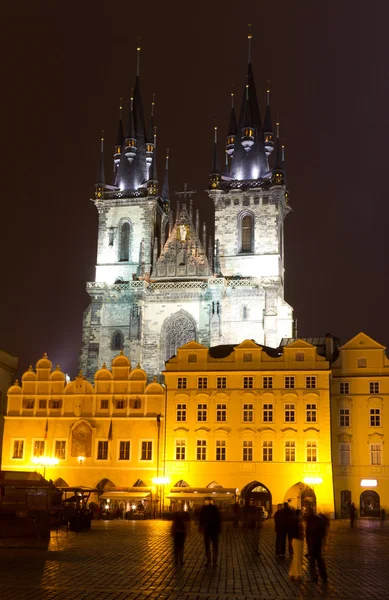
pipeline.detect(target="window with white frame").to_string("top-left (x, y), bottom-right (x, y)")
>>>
top-left (216, 403), bottom-right (227, 422)
top-left (285, 376), bottom-right (295, 389)
top-left (217, 377), bottom-right (227, 389)
top-left (243, 403), bottom-right (254, 422)
top-left (97, 440), bottom-right (109, 460)
top-left (33, 440), bottom-right (45, 457)
top-left (370, 408), bottom-right (381, 427)
top-left (242, 440), bottom-right (253, 461)
top-left (306, 441), bottom-right (317, 462)
top-left (284, 403), bottom-right (295, 422)
top-left (285, 441), bottom-right (296, 462)
top-left (340, 382), bottom-right (350, 395)
top-left (263, 403), bottom-right (273, 422)
top-left (197, 403), bottom-right (207, 422)
top-left (196, 439), bottom-right (207, 460)
top-left (263, 376), bottom-right (273, 389)
top-left (216, 440), bottom-right (226, 460)
top-left (100, 399), bottom-right (109, 409)
top-left (339, 408), bottom-right (350, 427)
top-left (177, 377), bottom-right (187, 389)
top-left (175, 440), bottom-right (186, 460)
top-left (176, 404), bottom-right (187, 422)
top-left (369, 381), bottom-right (380, 394)
top-left (243, 376), bottom-right (253, 389)
top-left (371, 443), bottom-right (382, 465)
top-left (118, 441), bottom-right (130, 460)
top-left (55, 440), bottom-right (66, 460)
top-left (198, 377), bottom-right (208, 389)
top-left (306, 376), bottom-right (316, 389)
top-left (306, 403), bottom-right (317, 423)
top-left (141, 441), bottom-right (153, 461)
top-left (340, 443), bottom-right (351, 466)
top-left (263, 440), bottom-right (273, 461)
top-left (12, 440), bottom-right (24, 459)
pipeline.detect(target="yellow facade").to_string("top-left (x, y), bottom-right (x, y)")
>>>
top-left (331, 332), bottom-right (389, 517)
top-left (163, 339), bottom-right (334, 515)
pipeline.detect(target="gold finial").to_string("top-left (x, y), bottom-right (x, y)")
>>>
top-left (248, 23), bottom-right (252, 39)
top-left (151, 92), bottom-right (155, 116)
top-left (214, 123), bottom-right (218, 143)
top-left (102, 361), bottom-right (107, 368)
top-left (43, 352), bottom-right (48, 358)
top-left (56, 364), bottom-right (60, 370)
top-left (248, 24), bottom-right (252, 63)
top-left (119, 97), bottom-right (123, 118)
top-left (276, 115), bottom-right (280, 138)
top-left (28, 365), bottom-right (33, 371)
top-left (231, 91), bottom-right (234, 109)
top-left (266, 80), bottom-right (271, 105)
top-left (136, 362), bottom-right (141, 369)
top-left (246, 84), bottom-right (249, 100)
top-left (130, 88), bottom-right (134, 111)
top-left (136, 40), bottom-right (141, 76)
top-left (101, 129), bottom-right (104, 142)
top-left (14, 379), bottom-right (19, 386)
top-left (78, 369), bottom-right (83, 378)
top-left (153, 375), bottom-right (157, 382)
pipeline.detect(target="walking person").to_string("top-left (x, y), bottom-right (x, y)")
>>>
top-left (289, 509), bottom-right (304, 580)
top-left (199, 497), bottom-right (221, 567)
top-left (171, 510), bottom-right (187, 566)
top-left (349, 502), bottom-right (357, 528)
top-left (305, 507), bottom-right (328, 583)
top-left (274, 503), bottom-right (284, 556)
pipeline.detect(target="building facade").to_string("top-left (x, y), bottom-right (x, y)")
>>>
top-left (79, 39), bottom-right (293, 381)
top-left (0, 349), bottom-right (18, 464)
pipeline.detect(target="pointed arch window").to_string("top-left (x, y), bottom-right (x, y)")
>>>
top-left (119, 222), bottom-right (130, 262)
top-left (112, 331), bottom-right (124, 351)
top-left (240, 213), bottom-right (254, 253)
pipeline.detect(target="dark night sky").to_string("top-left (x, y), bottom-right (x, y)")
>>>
top-left (1, 1), bottom-right (388, 378)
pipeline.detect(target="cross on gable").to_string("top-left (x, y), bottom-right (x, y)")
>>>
top-left (174, 183), bottom-right (197, 202)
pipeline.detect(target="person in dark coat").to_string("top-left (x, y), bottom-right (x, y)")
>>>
top-left (349, 503), bottom-right (357, 528)
top-left (199, 498), bottom-right (221, 567)
top-left (274, 503), bottom-right (284, 556)
top-left (171, 511), bottom-right (187, 566)
top-left (305, 507), bottom-right (328, 583)
top-left (274, 502), bottom-right (294, 556)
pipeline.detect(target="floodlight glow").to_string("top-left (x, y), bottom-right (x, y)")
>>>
top-left (361, 479), bottom-right (377, 487)
top-left (152, 477), bottom-right (170, 485)
top-left (303, 477), bottom-right (323, 485)
top-left (32, 456), bottom-right (59, 466)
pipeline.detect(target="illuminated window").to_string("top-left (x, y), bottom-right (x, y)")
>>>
top-left (12, 440), bottom-right (24, 459)
top-left (243, 376), bottom-right (253, 389)
top-left (243, 440), bottom-right (253, 461)
top-left (370, 408), bottom-right (381, 427)
top-left (306, 441), bottom-right (317, 462)
top-left (175, 440), bottom-right (186, 460)
top-left (216, 404), bottom-right (227, 422)
top-left (263, 440), bottom-right (273, 461)
top-left (196, 440), bottom-right (207, 460)
top-left (198, 377), bottom-right (208, 389)
top-left (97, 441), bottom-right (108, 460)
top-left (285, 376), bottom-right (295, 389)
top-left (295, 353), bottom-right (305, 361)
top-left (339, 408), bottom-right (350, 427)
top-left (33, 440), bottom-right (45, 457)
top-left (285, 441), bottom-right (296, 462)
top-left (357, 357), bottom-right (367, 368)
top-left (340, 382), bottom-right (350, 395)
top-left (216, 440), bottom-right (226, 461)
top-left (177, 377), bottom-right (187, 390)
top-left (197, 403), bottom-right (207, 422)
top-left (101, 399), bottom-right (109, 409)
top-left (284, 403), bottom-right (295, 422)
top-left (370, 443), bottom-right (382, 465)
top-left (306, 376), bottom-right (316, 389)
top-left (369, 381), bottom-right (380, 394)
top-left (263, 403), bottom-right (273, 422)
top-left (119, 222), bottom-right (130, 261)
top-left (243, 353), bottom-right (252, 362)
top-left (141, 441), bottom-right (152, 461)
top-left (340, 443), bottom-right (351, 466)
top-left (243, 403), bottom-right (254, 422)
top-left (176, 404), bottom-right (187, 422)
top-left (217, 377), bottom-right (226, 389)
top-left (306, 403), bottom-right (317, 423)
top-left (55, 440), bottom-right (66, 460)
top-left (263, 376), bottom-right (273, 389)
top-left (119, 441), bottom-right (130, 460)
top-left (241, 214), bottom-right (253, 252)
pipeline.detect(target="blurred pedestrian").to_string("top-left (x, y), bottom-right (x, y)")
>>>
top-left (380, 507), bottom-right (386, 526)
top-left (233, 502), bottom-right (240, 528)
top-left (199, 497), bottom-right (221, 567)
top-left (274, 503), bottom-right (284, 556)
top-left (305, 507), bottom-right (328, 583)
top-left (289, 509), bottom-right (304, 580)
top-left (171, 510), bottom-right (187, 566)
top-left (275, 502), bottom-right (294, 556)
top-left (349, 502), bottom-right (357, 528)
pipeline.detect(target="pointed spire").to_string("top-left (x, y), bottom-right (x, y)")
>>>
top-left (195, 209), bottom-right (199, 236)
top-left (281, 141), bottom-right (288, 187)
top-left (148, 127), bottom-right (158, 195)
top-left (226, 92), bottom-right (237, 157)
top-left (208, 236), bottom-right (213, 272)
top-left (136, 43), bottom-right (141, 77)
top-left (212, 125), bottom-right (221, 174)
top-left (248, 24), bottom-right (252, 64)
top-left (161, 149), bottom-right (169, 203)
top-left (147, 93), bottom-right (156, 143)
top-left (202, 222), bottom-right (207, 252)
top-left (96, 130), bottom-right (105, 185)
top-left (272, 119), bottom-right (285, 185)
top-left (263, 82), bottom-right (274, 157)
top-left (114, 99), bottom-right (124, 168)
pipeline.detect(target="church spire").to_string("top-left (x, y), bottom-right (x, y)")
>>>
top-left (95, 131), bottom-right (105, 199)
top-left (161, 149), bottom-right (170, 204)
top-left (263, 84), bottom-right (274, 157)
top-left (272, 120), bottom-right (285, 185)
top-left (147, 127), bottom-right (158, 196)
top-left (114, 99), bottom-right (124, 167)
top-left (209, 125), bottom-right (221, 189)
top-left (146, 94), bottom-right (155, 167)
top-left (226, 92), bottom-right (237, 156)
top-left (125, 90), bottom-right (137, 161)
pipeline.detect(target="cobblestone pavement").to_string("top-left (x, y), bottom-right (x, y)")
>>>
top-left (0, 518), bottom-right (388, 600)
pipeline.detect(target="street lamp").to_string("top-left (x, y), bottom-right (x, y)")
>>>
top-left (152, 476), bottom-right (170, 517)
top-left (78, 456), bottom-right (85, 465)
top-left (32, 456), bottom-right (59, 479)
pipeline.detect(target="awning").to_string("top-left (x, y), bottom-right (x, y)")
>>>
top-left (100, 491), bottom-right (151, 500)
top-left (166, 492), bottom-right (235, 501)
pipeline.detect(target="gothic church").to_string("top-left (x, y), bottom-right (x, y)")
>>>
top-left (79, 38), bottom-right (294, 379)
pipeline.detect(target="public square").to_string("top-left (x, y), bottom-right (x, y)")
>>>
top-left (0, 518), bottom-right (388, 600)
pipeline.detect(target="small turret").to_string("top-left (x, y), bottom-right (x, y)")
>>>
top-left (114, 99), bottom-right (124, 167)
top-left (125, 90), bottom-right (137, 161)
top-left (147, 127), bottom-right (158, 196)
top-left (95, 131), bottom-right (105, 199)
top-left (209, 125), bottom-right (221, 189)
top-left (226, 92), bottom-right (237, 156)
top-left (263, 85), bottom-right (274, 157)
top-left (241, 85), bottom-right (254, 151)
top-left (146, 94), bottom-right (155, 167)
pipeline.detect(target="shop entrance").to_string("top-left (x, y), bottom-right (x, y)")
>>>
top-left (284, 482), bottom-right (316, 511)
top-left (241, 481), bottom-right (272, 515)
top-left (360, 490), bottom-right (380, 518)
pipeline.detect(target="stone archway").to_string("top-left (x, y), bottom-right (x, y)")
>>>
top-left (161, 309), bottom-right (197, 363)
top-left (284, 482), bottom-right (316, 511)
top-left (360, 490), bottom-right (380, 518)
top-left (241, 481), bottom-right (272, 514)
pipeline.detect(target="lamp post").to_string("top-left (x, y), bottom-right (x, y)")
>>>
top-left (32, 456), bottom-right (59, 480)
top-left (152, 476), bottom-right (170, 518)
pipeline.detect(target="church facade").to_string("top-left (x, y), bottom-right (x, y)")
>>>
top-left (79, 41), bottom-right (293, 381)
